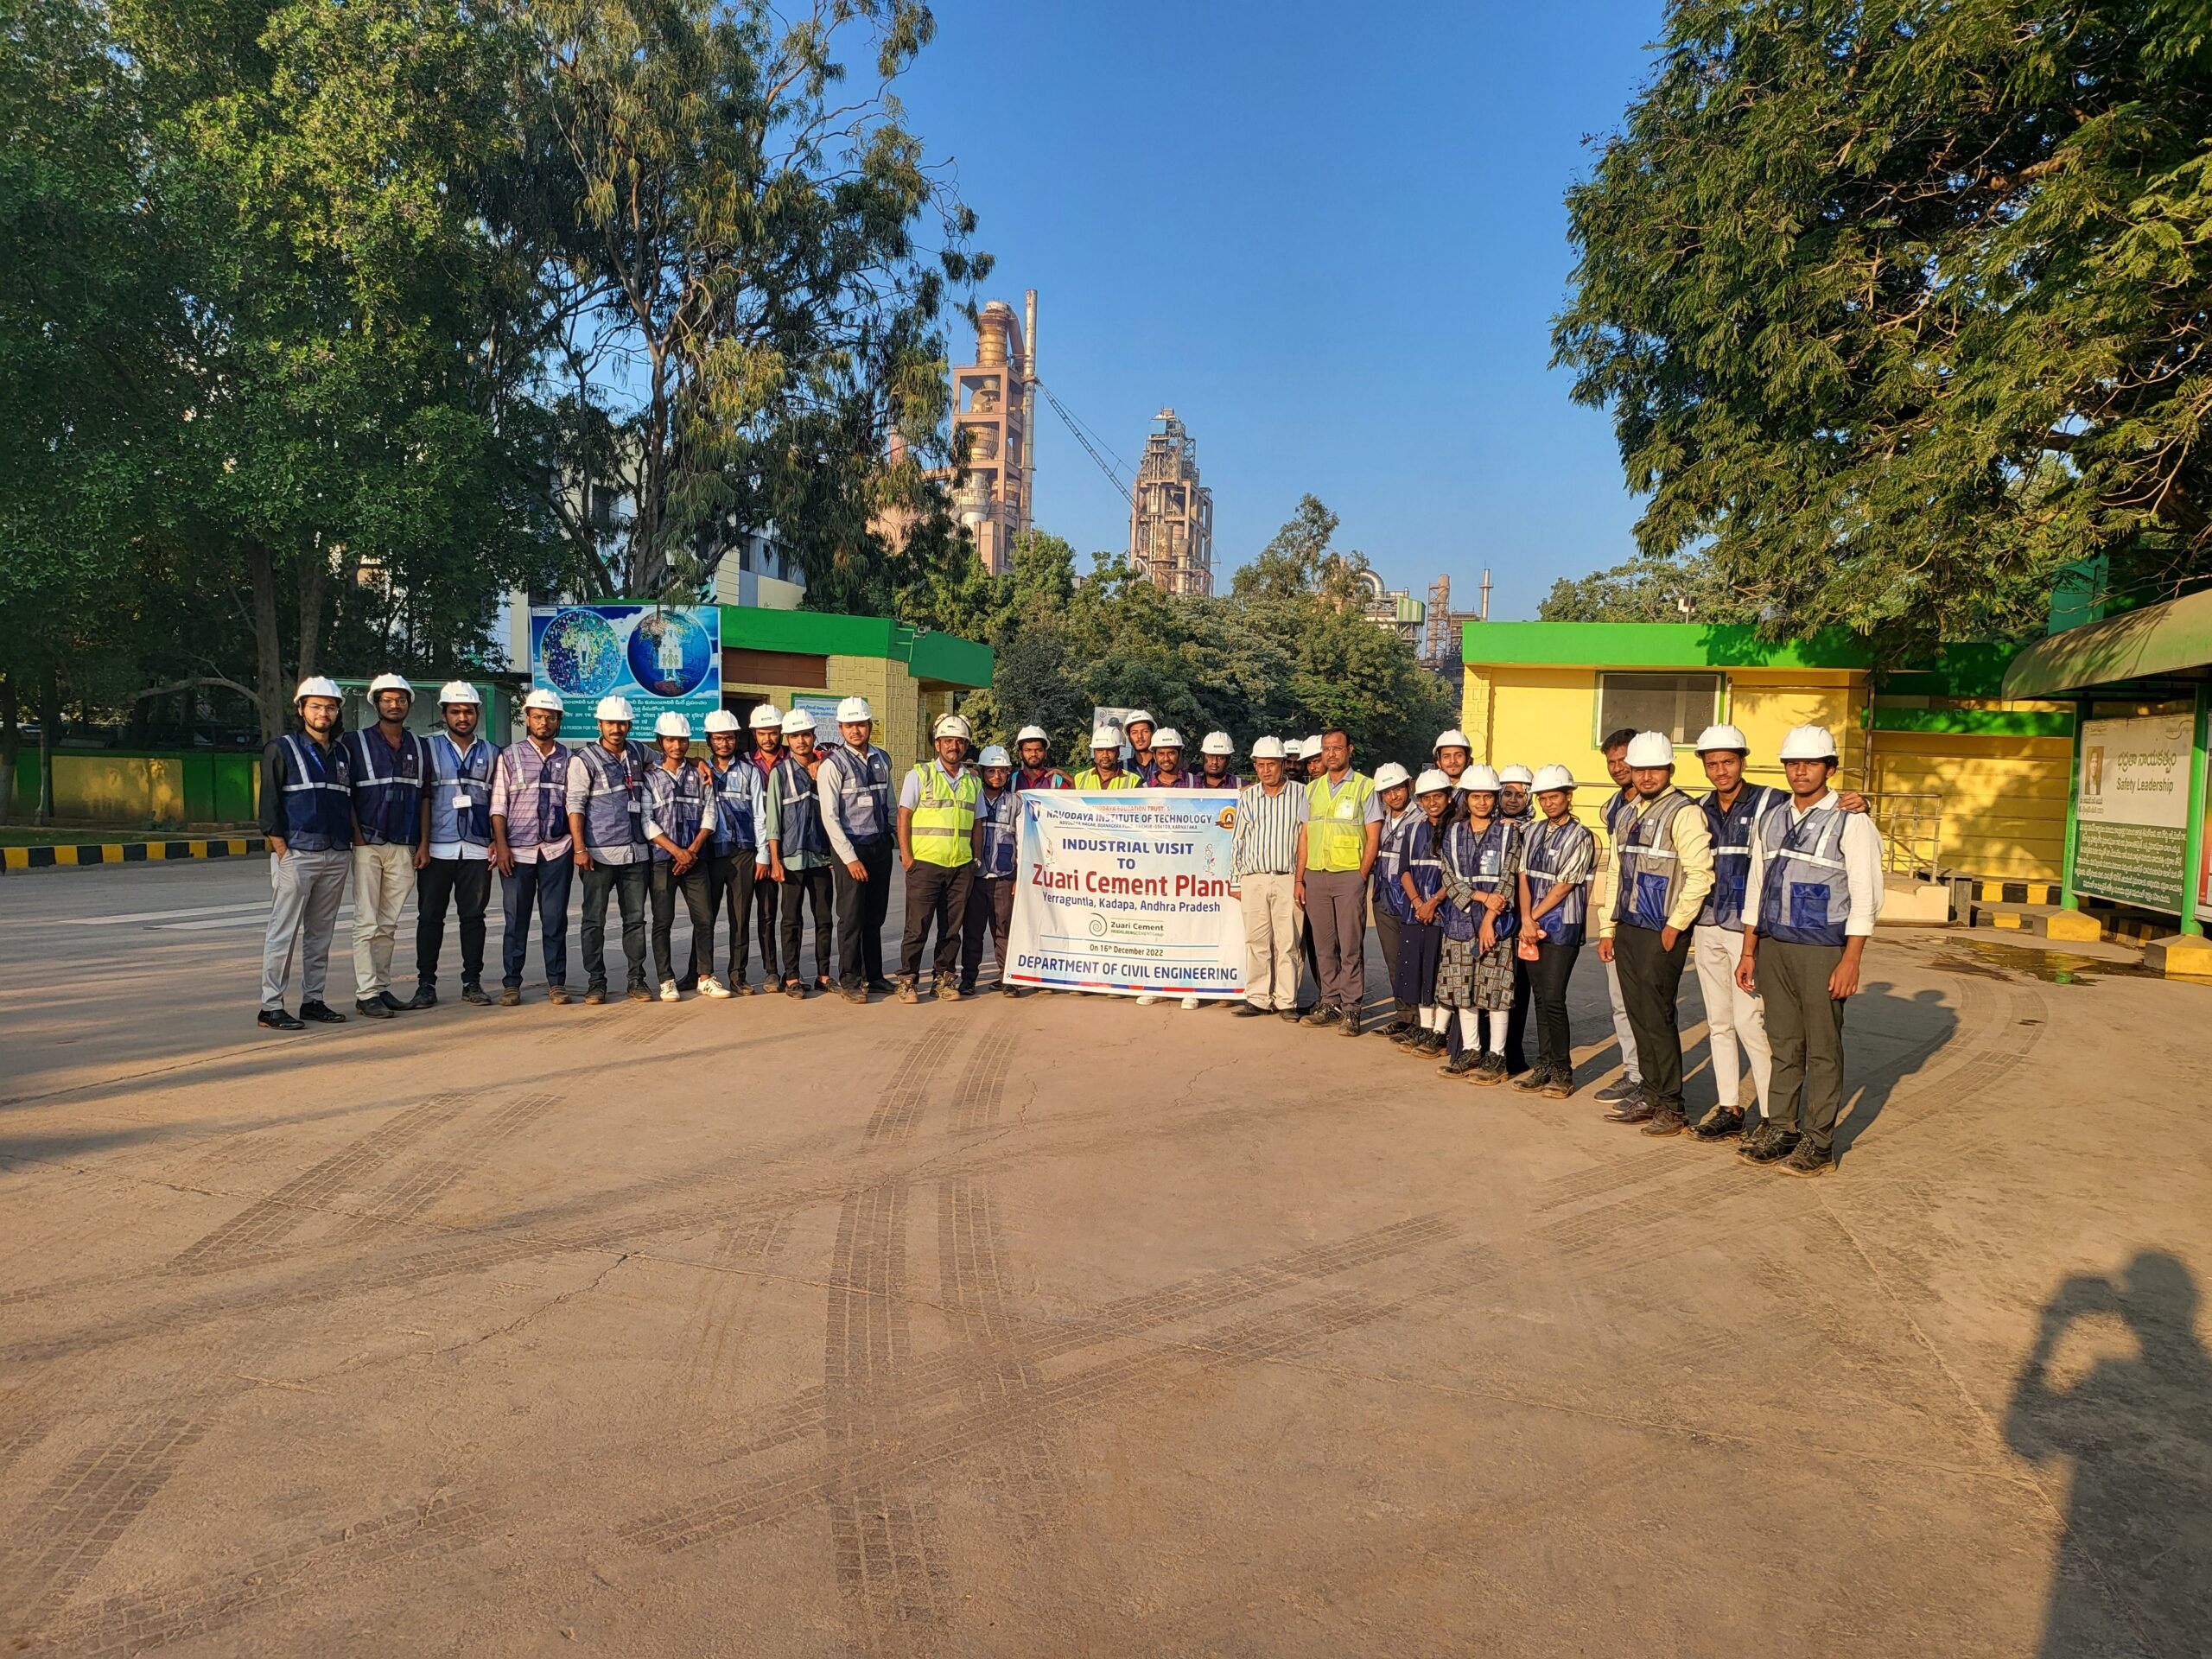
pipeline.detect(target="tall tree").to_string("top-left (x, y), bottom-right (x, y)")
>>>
top-left (1538, 550), bottom-right (1762, 624)
top-left (1554, 0), bottom-right (2212, 654)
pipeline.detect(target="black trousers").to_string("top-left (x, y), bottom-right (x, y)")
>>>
top-left (1300, 920), bottom-right (1320, 1007)
top-left (1614, 922), bottom-right (1692, 1111)
top-left (650, 858), bottom-right (715, 984)
top-left (416, 856), bottom-right (491, 985)
top-left (499, 855), bottom-right (572, 988)
top-left (707, 849), bottom-right (760, 984)
top-left (1529, 941), bottom-right (1581, 1077)
top-left (960, 874), bottom-right (1014, 988)
top-left (901, 860), bottom-right (973, 981)
top-left (580, 862), bottom-right (648, 987)
top-left (1375, 906), bottom-right (1408, 1020)
top-left (779, 865), bottom-right (836, 985)
top-left (752, 870), bottom-right (781, 981)
top-left (834, 837), bottom-right (893, 989)
top-left (1504, 954), bottom-right (1532, 1072)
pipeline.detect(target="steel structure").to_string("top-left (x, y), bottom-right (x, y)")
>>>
top-left (950, 294), bottom-right (1037, 575)
top-left (1128, 410), bottom-right (1215, 595)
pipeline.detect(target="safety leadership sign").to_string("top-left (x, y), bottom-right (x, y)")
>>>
top-left (2074, 714), bottom-right (2193, 912)
top-left (1007, 790), bottom-right (1245, 998)
top-left (529, 603), bottom-right (722, 740)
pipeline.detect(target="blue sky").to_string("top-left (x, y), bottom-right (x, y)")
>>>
top-left (892, 0), bottom-right (1669, 621)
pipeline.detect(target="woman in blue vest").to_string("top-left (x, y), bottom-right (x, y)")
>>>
top-left (1514, 765), bottom-right (1597, 1098)
top-left (961, 744), bottom-right (1022, 996)
top-left (1438, 766), bottom-right (1522, 1084)
top-left (1368, 762), bottom-right (1418, 1039)
top-left (1394, 767), bottom-right (1465, 1059)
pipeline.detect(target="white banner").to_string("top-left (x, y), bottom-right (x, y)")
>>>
top-left (1007, 790), bottom-right (1246, 998)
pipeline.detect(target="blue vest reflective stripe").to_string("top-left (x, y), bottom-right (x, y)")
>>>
top-left (1523, 817), bottom-right (1594, 945)
top-left (1612, 790), bottom-right (1691, 931)
top-left (1456, 817), bottom-right (1519, 939)
top-left (346, 728), bottom-right (425, 845)
top-left (823, 744), bottom-right (891, 843)
top-left (645, 762), bottom-right (713, 860)
top-left (1373, 810), bottom-right (1418, 922)
top-left (1409, 819), bottom-right (1481, 941)
top-left (277, 734), bottom-right (353, 850)
top-left (711, 760), bottom-right (765, 850)
top-left (977, 788), bottom-right (1019, 877)
top-left (426, 734), bottom-right (494, 849)
top-left (500, 742), bottom-right (572, 849)
top-left (575, 741), bottom-right (648, 853)
top-left (1698, 783), bottom-right (1784, 931)
top-left (771, 756), bottom-right (830, 855)
top-left (1757, 802), bottom-right (1854, 947)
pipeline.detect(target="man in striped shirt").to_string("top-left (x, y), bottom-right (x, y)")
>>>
top-left (1232, 736), bottom-right (1310, 1019)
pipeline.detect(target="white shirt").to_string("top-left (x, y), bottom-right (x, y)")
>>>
top-left (1743, 788), bottom-right (1886, 939)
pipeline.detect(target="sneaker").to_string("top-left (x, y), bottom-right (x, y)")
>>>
top-left (1338, 1009), bottom-right (1361, 1036)
top-left (784, 979), bottom-right (808, 1000)
top-left (1640, 1106), bottom-right (1689, 1137)
top-left (378, 991), bottom-right (410, 1014)
top-left (1439, 1050), bottom-right (1480, 1078)
top-left (1738, 1122), bottom-right (1800, 1164)
top-left (499, 986), bottom-right (522, 1007)
top-left (1541, 1071), bottom-right (1574, 1099)
top-left (1377, 1019), bottom-right (1413, 1039)
top-left (583, 982), bottom-right (607, 1006)
top-left (842, 986), bottom-right (869, 1005)
top-left (937, 977), bottom-right (963, 1001)
top-left (1512, 1066), bottom-right (1550, 1094)
top-left (659, 980), bottom-right (681, 1002)
top-left (697, 976), bottom-right (732, 999)
top-left (1470, 1053), bottom-right (1509, 1086)
top-left (1391, 1023), bottom-right (1425, 1047)
top-left (627, 981), bottom-right (654, 1003)
top-left (1135, 993), bottom-right (1161, 1006)
top-left (1593, 1077), bottom-right (1642, 1105)
top-left (1301, 1006), bottom-right (1342, 1028)
top-left (1777, 1141), bottom-right (1834, 1178)
top-left (257, 1007), bottom-right (304, 1031)
top-left (1006, 986), bottom-right (1031, 999)
top-left (298, 1001), bottom-right (346, 1024)
top-left (404, 985), bottom-right (438, 1011)
top-left (1182, 995), bottom-right (1202, 1012)
top-left (548, 985), bottom-right (571, 1006)
top-left (354, 997), bottom-right (396, 1020)
top-left (895, 980), bottom-right (918, 1004)
top-left (461, 982), bottom-right (493, 1006)
top-left (1693, 1107), bottom-right (1745, 1143)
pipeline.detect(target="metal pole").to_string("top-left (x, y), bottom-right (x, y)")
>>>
top-left (1021, 289), bottom-right (1038, 537)
top-left (2178, 679), bottom-right (2210, 937)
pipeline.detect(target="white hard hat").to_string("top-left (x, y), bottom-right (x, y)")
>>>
top-left (1433, 728), bottom-right (1472, 753)
top-left (437, 680), bottom-right (480, 707)
top-left (1249, 735), bottom-right (1287, 760)
top-left (1090, 725), bottom-right (1122, 750)
top-left (1414, 767), bottom-right (1452, 796)
top-left (836, 696), bottom-right (873, 723)
top-left (1461, 765), bottom-right (1502, 793)
top-left (1373, 762), bottom-right (1413, 791)
top-left (702, 709), bottom-right (741, 734)
top-left (1015, 724), bottom-right (1049, 746)
top-left (1778, 723), bottom-right (1840, 762)
top-left (933, 713), bottom-right (974, 741)
top-left (780, 709), bottom-right (816, 735)
top-left (1532, 763), bottom-right (1576, 792)
top-left (523, 688), bottom-right (563, 714)
top-left (977, 745), bottom-right (1012, 769)
top-left (1624, 731), bottom-right (1675, 768)
top-left (368, 673), bottom-right (413, 698)
top-left (1498, 764), bottom-right (1534, 785)
top-left (654, 711), bottom-right (692, 739)
top-left (1200, 731), bottom-right (1233, 756)
top-left (1300, 736), bottom-right (1322, 758)
top-left (294, 676), bottom-right (342, 704)
top-left (1693, 723), bottom-right (1750, 755)
top-left (1123, 709), bottom-right (1154, 729)
top-left (594, 696), bottom-right (635, 723)
top-left (1150, 728), bottom-right (1184, 750)
top-left (748, 702), bottom-right (784, 728)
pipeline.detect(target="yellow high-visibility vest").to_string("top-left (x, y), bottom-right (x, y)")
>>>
top-left (1304, 771), bottom-right (1376, 872)
top-left (908, 764), bottom-right (980, 867)
top-left (1072, 768), bottom-right (1138, 791)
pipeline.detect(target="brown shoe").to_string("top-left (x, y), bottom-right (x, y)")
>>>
top-left (499, 986), bottom-right (522, 1007)
top-left (1603, 1094), bottom-right (1657, 1125)
top-left (1640, 1106), bottom-right (1688, 1137)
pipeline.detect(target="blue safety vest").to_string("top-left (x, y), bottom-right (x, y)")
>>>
top-left (344, 727), bottom-right (426, 846)
top-left (1373, 809), bottom-right (1418, 924)
top-left (575, 740), bottom-right (649, 854)
top-left (1612, 790), bottom-right (1693, 932)
top-left (1522, 817), bottom-right (1595, 945)
top-left (1756, 800), bottom-right (1854, 947)
top-left (426, 733), bottom-right (494, 849)
top-left (644, 760), bottom-right (714, 861)
top-left (771, 754), bottom-right (830, 856)
top-left (499, 741), bottom-right (572, 850)
top-left (1698, 783), bottom-right (1788, 931)
top-left (822, 743), bottom-right (892, 845)
top-left (976, 785), bottom-right (1019, 878)
top-left (275, 733), bottom-right (353, 851)
top-left (711, 759), bottom-right (766, 852)
top-left (1404, 818), bottom-right (1478, 942)
top-left (1453, 816), bottom-right (1520, 940)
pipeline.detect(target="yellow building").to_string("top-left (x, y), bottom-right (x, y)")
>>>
top-left (1461, 622), bottom-right (2073, 884)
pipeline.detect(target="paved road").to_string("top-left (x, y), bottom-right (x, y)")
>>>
top-left (2, 860), bottom-right (2208, 1656)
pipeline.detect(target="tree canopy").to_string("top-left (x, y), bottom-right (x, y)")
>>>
top-left (1537, 550), bottom-right (1761, 624)
top-left (1554, 0), bottom-right (2212, 654)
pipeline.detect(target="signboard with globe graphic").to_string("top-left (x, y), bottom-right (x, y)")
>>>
top-left (529, 603), bottom-right (721, 739)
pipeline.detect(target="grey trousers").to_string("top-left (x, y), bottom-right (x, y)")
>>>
top-left (262, 848), bottom-right (350, 1011)
top-left (1303, 869), bottom-right (1368, 1014)
top-left (1761, 939), bottom-right (1849, 1153)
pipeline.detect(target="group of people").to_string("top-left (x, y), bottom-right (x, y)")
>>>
top-left (257, 682), bottom-right (1883, 1177)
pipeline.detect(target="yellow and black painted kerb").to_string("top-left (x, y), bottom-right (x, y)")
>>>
top-left (1, 836), bottom-right (267, 873)
top-left (1974, 880), bottom-right (2061, 906)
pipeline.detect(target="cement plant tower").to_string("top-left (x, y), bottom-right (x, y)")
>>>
top-left (1128, 409), bottom-right (1215, 595)
top-left (950, 295), bottom-right (1036, 575)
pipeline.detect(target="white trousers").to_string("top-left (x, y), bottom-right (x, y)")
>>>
top-left (1240, 872), bottom-right (1304, 1012)
top-left (1604, 955), bottom-right (1641, 1083)
top-left (353, 842), bottom-right (416, 998)
top-left (1693, 925), bottom-right (1771, 1115)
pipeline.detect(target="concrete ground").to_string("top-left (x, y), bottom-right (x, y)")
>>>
top-left (2, 861), bottom-right (2208, 1657)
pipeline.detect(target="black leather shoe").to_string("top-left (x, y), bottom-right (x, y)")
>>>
top-left (1739, 1123), bottom-right (1802, 1165)
top-left (298, 1001), bottom-right (346, 1024)
top-left (784, 979), bottom-right (809, 999)
top-left (461, 982), bottom-right (493, 1006)
top-left (404, 985), bottom-right (438, 1010)
top-left (378, 991), bottom-right (409, 1014)
top-left (354, 997), bottom-right (396, 1020)
top-left (866, 977), bottom-right (897, 995)
top-left (1693, 1107), bottom-right (1745, 1142)
top-left (626, 980), bottom-right (653, 1002)
top-left (1640, 1106), bottom-right (1688, 1137)
top-left (258, 1007), bottom-right (304, 1031)
top-left (1604, 1094), bottom-right (1657, 1125)
top-left (1512, 1066), bottom-right (1550, 1093)
top-left (1234, 1002), bottom-right (1272, 1018)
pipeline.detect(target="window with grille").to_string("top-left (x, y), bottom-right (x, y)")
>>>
top-left (1595, 673), bottom-right (1723, 747)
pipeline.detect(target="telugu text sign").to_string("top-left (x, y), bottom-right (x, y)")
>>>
top-left (1007, 790), bottom-right (1245, 998)
top-left (529, 603), bottom-right (722, 741)
top-left (2074, 715), bottom-right (2192, 911)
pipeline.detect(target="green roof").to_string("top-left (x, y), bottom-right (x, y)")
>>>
top-left (2001, 587), bottom-right (2212, 698)
top-left (715, 605), bottom-right (994, 689)
top-left (1462, 620), bottom-right (1874, 670)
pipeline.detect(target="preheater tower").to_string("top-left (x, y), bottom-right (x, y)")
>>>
top-left (1128, 409), bottom-right (1214, 596)
top-left (950, 294), bottom-right (1036, 575)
